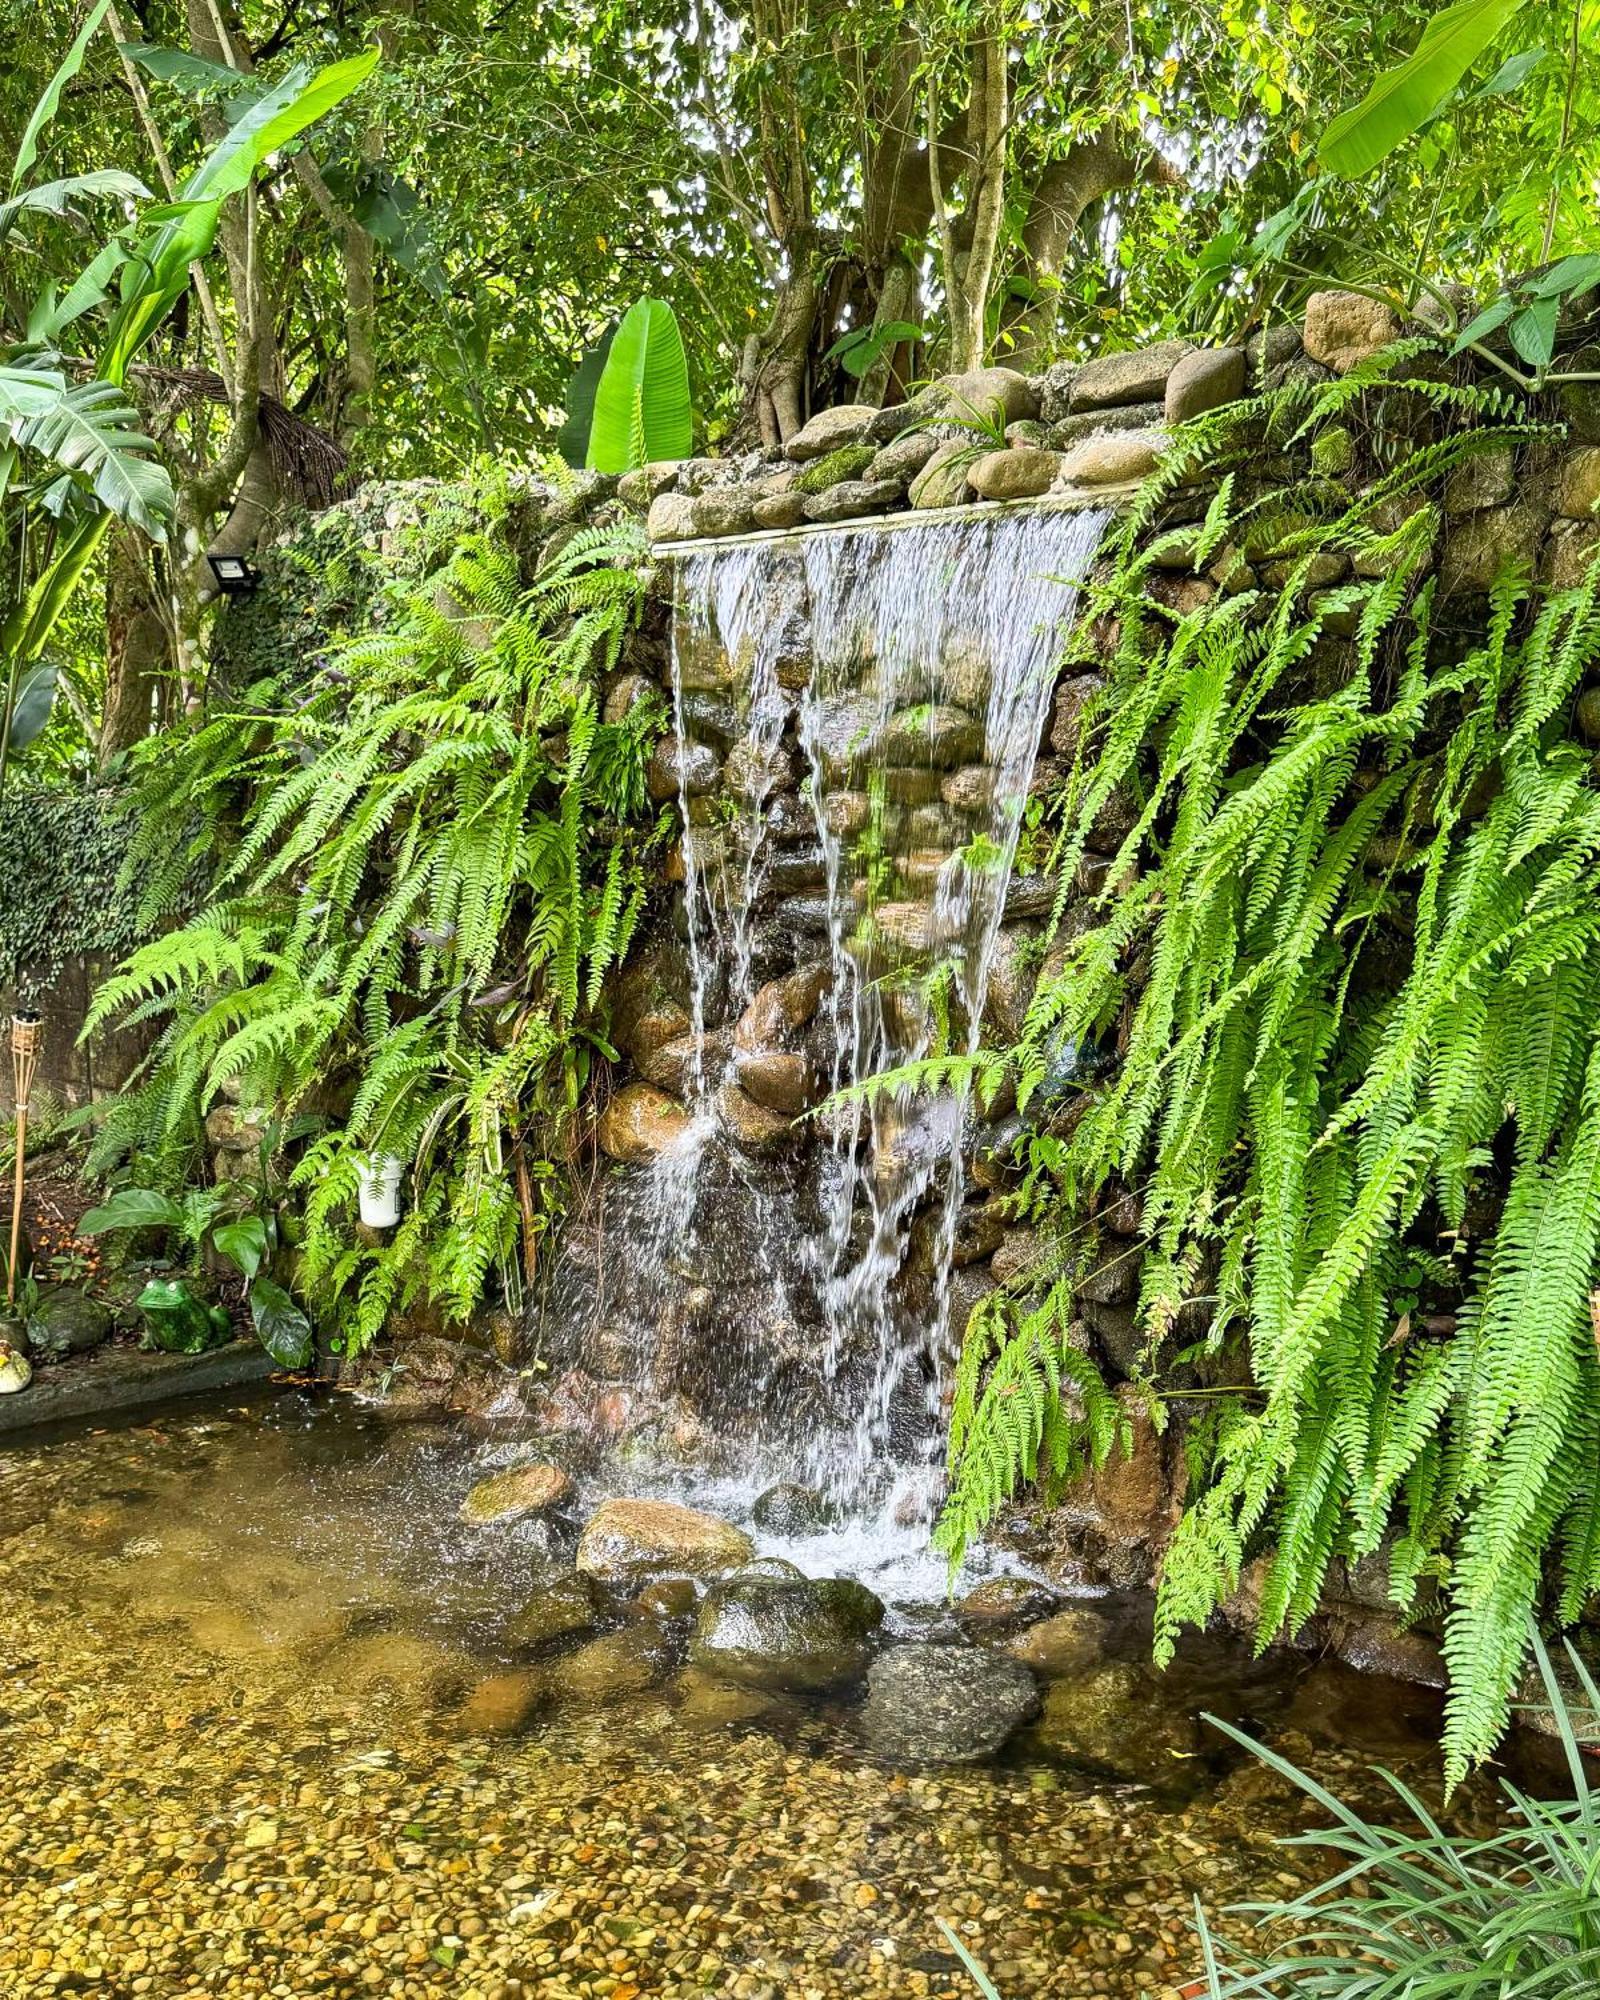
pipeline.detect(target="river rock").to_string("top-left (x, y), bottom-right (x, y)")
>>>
top-left (1070, 341), bottom-right (1191, 412)
top-left (879, 704), bottom-right (983, 767)
top-left (691, 1570), bottom-right (884, 1691)
top-left (868, 431), bottom-right (940, 484)
top-left (1164, 346), bottom-right (1246, 423)
top-left (553, 1622), bottom-right (679, 1704)
top-left (647, 733), bottom-right (720, 801)
top-left (454, 1668), bottom-right (546, 1737)
top-left (596, 1082), bottom-right (694, 1163)
top-left (724, 733), bottom-right (796, 802)
top-left (1303, 290), bottom-right (1400, 374)
top-left (1030, 1662), bottom-right (1199, 1781)
top-left (1005, 1606), bottom-right (1111, 1676)
top-left (954, 1575), bottom-right (1058, 1632)
top-left (458, 1461), bottom-right (572, 1527)
top-left (27, 1288), bottom-right (112, 1360)
top-left (690, 486), bottom-right (761, 537)
top-left (603, 671), bottom-right (656, 722)
top-left (507, 1574), bottom-right (605, 1651)
top-left (633, 1576), bottom-right (699, 1623)
top-left (909, 441), bottom-right (974, 510)
top-left (967, 447), bottom-right (1062, 501)
top-left (734, 1049), bottom-right (814, 1116)
top-left (860, 1644), bottom-right (1040, 1763)
top-left (717, 1079), bottom-right (794, 1154)
top-left (930, 366), bottom-right (1037, 426)
top-left (752, 491), bottom-right (807, 530)
top-left (751, 1482), bottom-right (828, 1533)
top-left (805, 478), bottom-right (901, 522)
top-left (576, 1498), bottom-right (754, 1584)
top-left (1058, 431), bottom-right (1165, 488)
top-left (1050, 401), bottom-right (1165, 448)
top-left (647, 492), bottom-right (697, 542)
top-left (785, 404), bottom-right (877, 461)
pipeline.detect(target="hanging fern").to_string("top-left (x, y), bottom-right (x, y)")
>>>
top-left (911, 357), bottom-right (1600, 1783)
top-left (88, 510), bottom-right (666, 1341)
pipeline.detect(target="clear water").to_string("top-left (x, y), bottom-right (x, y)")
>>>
top-left (0, 1392), bottom-right (1481, 2000)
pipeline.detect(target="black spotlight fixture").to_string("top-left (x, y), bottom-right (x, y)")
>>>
top-left (206, 551), bottom-right (262, 597)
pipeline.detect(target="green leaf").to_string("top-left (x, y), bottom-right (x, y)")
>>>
top-left (0, 371), bottom-right (174, 539)
top-left (322, 159), bottom-right (446, 297)
top-left (1508, 295), bottom-right (1560, 371)
top-left (10, 0), bottom-right (115, 196)
top-left (81, 1187), bottom-right (185, 1234)
top-left (586, 296), bottom-right (692, 473)
top-left (1466, 44), bottom-right (1547, 99)
top-left (1524, 254), bottom-right (1600, 300)
top-left (823, 320), bottom-right (926, 378)
top-left (184, 47), bottom-right (381, 206)
top-left (7, 663), bottom-right (58, 754)
top-left (119, 42), bottom-right (261, 111)
top-left (557, 321), bottom-right (617, 468)
top-left (0, 170), bottom-right (149, 239)
top-left (1319, 0), bottom-right (1535, 178)
top-left (212, 1215), bottom-right (268, 1281)
top-left (249, 1276), bottom-right (313, 1369)
top-left (1452, 295), bottom-right (1516, 352)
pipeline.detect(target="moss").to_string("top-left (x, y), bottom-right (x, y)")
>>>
top-left (794, 444), bottom-right (876, 495)
top-left (0, 786), bottom-right (144, 996)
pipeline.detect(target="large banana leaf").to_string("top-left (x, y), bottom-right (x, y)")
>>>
top-left (0, 368), bottom-right (174, 539)
top-left (9, 0), bottom-right (114, 193)
top-left (559, 320), bottom-right (616, 467)
top-left (585, 297), bottom-right (692, 473)
top-left (0, 169), bottom-right (149, 242)
top-left (1319, 0), bottom-right (1534, 177)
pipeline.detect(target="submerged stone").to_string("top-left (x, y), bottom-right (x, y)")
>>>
top-left (454, 1668), bottom-right (546, 1738)
top-left (506, 1573), bottom-right (605, 1652)
top-left (552, 1622), bottom-right (679, 1704)
top-left (458, 1461), bottom-right (572, 1527)
top-left (860, 1644), bottom-right (1040, 1763)
top-left (954, 1575), bottom-right (1058, 1632)
top-left (1004, 1606), bottom-right (1111, 1677)
top-left (691, 1571), bottom-right (883, 1691)
top-left (576, 1498), bottom-right (754, 1585)
top-left (1030, 1661), bottom-right (1200, 1782)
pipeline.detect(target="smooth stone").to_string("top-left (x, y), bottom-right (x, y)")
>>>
top-left (928, 366), bottom-right (1038, 426)
top-left (553, 1622), bottom-right (678, 1704)
top-left (909, 440), bottom-right (973, 510)
top-left (1303, 290), bottom-right (1401, 374)
top-left (26, 1288), bottom-right (112, 1360)
top-left (506, 1574), bottom-right (605, 1650)
top-left (454, 1669), bottom-right (546, 1737)
top-left (954, 1575), bottom-right (1058, 1631)
top-left (1058, 431), bottom-right (1165, 488)
top-left (1443, 448), bottom-right (1515, 515)
top-left (751, 492), bottom-right (808, 530)
top-left (1005, 1606), bottom-right (1112, 1676)
top-left (1030, 1662), bottom-right (1200, 1782)
top-left (868, 431), bottom-right (939, 484)
top-left (576, 1497), bottom-right (754, 1584)
top-left (803, 477), bottom-right (901, 522)
top-left (691, 1571), bottom-right (884, 1691)
top-left (458, 1461), bottom-right (572, 1527)
top-left (1069, 340), bottom-right (1192, 413)
top-left (690, 486), bottom-right (760, 537)
top-left (602, 671), bottom-right (656, 723)
top-left (1554, 447), bottom-right (1600, 520)
top-left (860, 1644), bottom-right (1040, 1763)
top-left (878, 703), bottom-right (983, 767)
top-left (647, 733), bottom-right (720, 801)
top-left (733, 1048), bottom-right (814, 1116)
top-left (784, 404), bottom-right (878, 461)
top-left (633, 1577), bottom-right (700, 1622)
top-left (967, 447), bottom-right (1062, 501)
top-left (751, 1482), bottom-right (828, 1534)
top-left (724, 734), bottom-right (795, 802)
top-left (1050, 673), bottom-right (1104, 760)
top-left (646, 492), bottom-right (697, 542)
top-left (717, 1079), bottom-right (794, 1155)
top-left (596, 1082), bottom-right (694, 1164)
top-left (1049, 400), bottom-right (1163, 448)
top-left (1164, 346), bottom-right (1246, 423)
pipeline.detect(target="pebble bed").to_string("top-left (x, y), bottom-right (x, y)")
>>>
top-left (0, 1395), bottom-right (1468, 1999)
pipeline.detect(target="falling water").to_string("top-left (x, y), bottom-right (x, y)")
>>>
top-left (542, 502), bottom-right (1108, 1529)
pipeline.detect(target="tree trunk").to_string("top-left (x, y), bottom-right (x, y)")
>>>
top-left (1000, 139), bottom-right (1141, 368)
top-left (100, 529), bottom-right (168, 765)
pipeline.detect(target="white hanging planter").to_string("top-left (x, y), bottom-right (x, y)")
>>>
top-left (356, 1153), bottom-right (406, 1229)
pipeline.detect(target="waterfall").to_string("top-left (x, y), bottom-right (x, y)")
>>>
top-left (540, 503), bottom-right (1108, 1527)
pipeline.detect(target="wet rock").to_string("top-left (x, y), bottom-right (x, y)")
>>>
top-left (675, 1665), bottom-right (789, 1728)
top-left (633, 1576), bottom-right (699, 1623)
top-left (785, 404), bottom-right (878, 461)
top-left (1031, 1662), bottom-right (1199, 1782)
top-left (603, 671), bottom-right (656, 722)
top-left (942, 764), bottom-right (994, 813)
top-left (930, 366), bottom-right (1037, 426)
top-left (1439, 502), bottom-right (1547, 594)
top-left (576, 1498), bottom-right (754, 1585)
top-left (27, 1288), bottom-right (112, 1360)
top-left (967, 448), bottom-right (1062, 501)
top-left (691, 486), bottom-right (761, 537)
top-left (1328, 1611), bottom-right (1446, 1688)
top-left (954, 1575), bottom-right (1057, 1632)
top-left (1006, 1606), bottom-right (1111, 1677)
top-left (909, 441), bottom-right (974, 510)
top-left (822, 789), bottom-right (872, 837)
top-left (455, 1668), bottom-right (546, 1737)
top-left (734, 1049), bottom-right (815, 1116)
top-left (458, 1461), bottom-right (572, 1527)
top-left (553, 1622), bottom-right (679, 1704)
top-left (205, 1103), bottom-right (271, 1152)
top-left (1163, 347), bottom-right (1245, 425)
top-left (717, 1079), bottom-right (794, 1154)
top-left (752, 1482), bottom-right (828, 1534)
top-left (647, 733), bottom-right (720, 802)
top-left (752, 491), bottom-right (808, 530)
top-left (638, 1027), bottom-right (729, 1097)
top-left (804, 477), bottom-right (902, 522)
top-left (1070, 341), bottom-right (1192, 413)
top-left (724, 733), bottom-right (796, 802)
top-left (1050, 401), bottom-right (1165, 448)
top-left (991, 1228), bottom-right (1048, 1287)
top-left (1576, 686), bottom-right (1600, 744)
top-left (647, 492), bottom-right (697, 542)
top-left (1554, 447), bottom-right (1600, 519)
top-left (1059, 431), bottom-right (1165, 488)
top-left (861, 1644), bottom-right (1040, 1763)
top-left (507, 1574), bottom-right (605, 1651)
top-left (691, 1571), bottom-right (884, 1691)
top-left (1303, 291), bottom-right (1400, 374)
top-left (596, 1082), bottom-right (694, 1163)
top-left (879, 704), bottom-right (983, 767)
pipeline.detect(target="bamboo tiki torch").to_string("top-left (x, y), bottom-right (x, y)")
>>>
top-left (7, 1012), bottom-right (41, 1305)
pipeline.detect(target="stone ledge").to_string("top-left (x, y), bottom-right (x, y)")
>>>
top-left (648, 484), bottom-right (1134, 556)
top-left (0, 1338), bottom-right (279, 1438)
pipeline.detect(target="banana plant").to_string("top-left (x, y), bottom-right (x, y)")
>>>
top-left (0, 13), bottom-right (378, 793)
top-left (583, 296), bottom-right (693, 472)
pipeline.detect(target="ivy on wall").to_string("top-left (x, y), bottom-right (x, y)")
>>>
top-left (0, 786), bottom-right (146, 998)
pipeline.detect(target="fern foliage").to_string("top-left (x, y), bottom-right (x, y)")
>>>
top-left (930, 358), bottom-right (1600, 1783)
top-left (90, 509), bottom-right (663, 1341)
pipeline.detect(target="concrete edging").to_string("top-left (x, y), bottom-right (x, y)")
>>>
top-left (0, 1338), bottom-right (280, 1439)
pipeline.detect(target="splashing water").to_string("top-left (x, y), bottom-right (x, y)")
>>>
top-left (542, 503), bottom-right (1108, 1534)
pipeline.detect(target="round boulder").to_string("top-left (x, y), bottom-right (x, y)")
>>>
top-left (691, 1569), bottom-right (884, 1692)
top-left (27, 1287), bottom-right (112, 1361)
top-left (596, 1083), bottom-right (694, 1164)
top-left (1030, 1661), bottom-right (1200, 1783)
top-left (458, 1460), bottom-right (572, 1527)
top-left (576, 1497), bottom-right (754, 1585)
top-left (861, 1645), bottom-right (1040, 1764)
top-left (751, 1483), bottom-right (829, 1534)
top-left (506, 1574), bottom-right (605, 1652)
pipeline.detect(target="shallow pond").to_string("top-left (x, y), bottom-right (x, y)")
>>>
top-left (0, 1391), bottom-right (1474, 2000)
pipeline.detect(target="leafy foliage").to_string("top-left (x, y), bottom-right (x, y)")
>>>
top-left (585, 297), bottom-right (692, 474)
top-left (926, 356), bottom-right (1600, 1782)
top-left (0, 784), bottom-right (144, 993)
top-left (87, 507), bottom-right (664, 1351)
top-left (1195, 1630), bottom-right (1600, 1995)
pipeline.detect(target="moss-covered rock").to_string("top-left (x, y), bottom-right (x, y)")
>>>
top-left (794, 443), bottom-right (877, 495)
